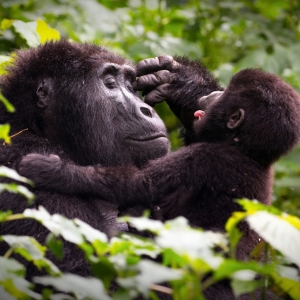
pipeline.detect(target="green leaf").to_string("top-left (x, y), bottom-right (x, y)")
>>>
top-left (34, 274), bottom-right (111, 300)
top-left (213, 260), bottom-right (273, 281)
top-left (23, 207), bottom-right (84, 244)
top-left (1, 19), bottom-right (14, 30)
top-left (0, 124), bottom-right (11, 144)
top-left (1, 235), bottom-right (60, 275)
top-left (0, 183), bottom-right (35, 204)
top-left (36, 19), bottom-right (60, 44)
top-left (0, 211), bottom-right (12, 222)
top-left (120, 215), bottom-right (164, 233)
top-left (0, 57), bottom-right (13, 76)
top-left (74, 218), bottom-right (108, 243)
top-left (0, 166), bottom-right (33, 184)
top-left (0, 256), bottom-right (25, 279)
top-left (46, 233), bottom-right (63, 260)
top-left (225, 211), bottom-right (246, 257)
top-left (91, 258), bottom-right (116, 289)
top-left (271, 272), bottom-right (300, 299)
top-left (231, 279), bottom-right (262, 298)
top-left (246, 211), bottom-right (300, 268)
top-left (117, 260), bottom-right (182, 297)
top-left (13, 21), bottom-right (40, 47)
top-left (155, 218), bottom-right (226, 269)
top-left (0, 286), bottom-right (16, 300)
top-left (1, 235), bottom-right (47, 260)
top-left (0, 93), bottom-right (15, 113)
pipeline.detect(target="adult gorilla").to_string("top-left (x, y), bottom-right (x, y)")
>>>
top-left (0, 40), bottom-right (221, 277)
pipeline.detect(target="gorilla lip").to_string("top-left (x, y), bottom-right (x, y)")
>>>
top-left (125, 133), bottom-right (167, 142)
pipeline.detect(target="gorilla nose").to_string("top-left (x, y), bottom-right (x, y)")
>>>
top-left (140, 106), bottom-right (152, 118)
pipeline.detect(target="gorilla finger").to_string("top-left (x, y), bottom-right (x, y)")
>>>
top-left (144, 84), bottom-right (170, 106)
top-left (136, 55), bottom-right (177, 76)
top-left (135, 70), bottom-right (172, 91)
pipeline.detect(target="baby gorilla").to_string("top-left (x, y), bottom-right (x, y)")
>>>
top-left (20, 69), bottom-right (300, 261)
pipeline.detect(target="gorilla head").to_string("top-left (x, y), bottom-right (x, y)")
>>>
top-left (196, 69), bottom-right (300, 166)
top-left (0, 40), bottom-right (170, 167)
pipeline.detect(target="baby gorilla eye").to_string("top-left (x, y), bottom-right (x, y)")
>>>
top-left (104, 76), bottom-right (117, 89)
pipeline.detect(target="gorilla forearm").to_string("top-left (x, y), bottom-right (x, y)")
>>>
top-left (19, 154), bottom-right (153, 207)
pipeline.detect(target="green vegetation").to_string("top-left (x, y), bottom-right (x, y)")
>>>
top-left (0, 1), bottom-right (300, 298)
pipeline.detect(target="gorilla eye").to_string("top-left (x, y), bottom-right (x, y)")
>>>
top-left (104, 76), bottom-right (117, 89)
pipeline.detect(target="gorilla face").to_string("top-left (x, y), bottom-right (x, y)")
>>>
top-left (33, 45), bottom-right (170, 167)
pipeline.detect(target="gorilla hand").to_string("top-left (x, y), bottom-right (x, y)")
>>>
top-left (134, 55), bottom-right (223, 131)
top-left (19, 154), bottom-right (63, 189)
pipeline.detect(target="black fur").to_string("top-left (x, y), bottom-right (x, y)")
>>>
top-left (0, 41), bottom-right (221, 281)
top-left (0, 40), bottom-right (171, 277)
top-left (20, 69), bottom-right (300, 263)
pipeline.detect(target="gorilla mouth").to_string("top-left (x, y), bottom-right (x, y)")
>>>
top-left (125, 134), bottom-right (167, 142)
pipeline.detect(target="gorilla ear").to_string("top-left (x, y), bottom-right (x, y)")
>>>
top-left (227, 108), bottom-right (245, 129)
top-left (36, 79), bottom-right (52, 108)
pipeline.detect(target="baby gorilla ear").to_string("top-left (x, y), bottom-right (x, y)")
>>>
top-left (227, 108), bottom-right (245, 129)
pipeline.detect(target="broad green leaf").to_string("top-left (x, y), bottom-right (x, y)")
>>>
top-left (0, 124), bottom-right (11, 144)
top-left (237, 199), bottom-right (282, 215)
top-left (36, 19), bottom-right (60, 44)
top-left (271, 272), bottom-right (300, 299)
top-left (0, 286), bottom-right (15, 300)
top-left (117, 260), bottom-right (182, 297)
top-left (0, 166), bottom-right (33, 184)
top-left (231, 279), bottom-right (262, 298)
top-left (0, 211), bottom-right (12, 222)
top-left (155, 218), bottom-right (226, 268)
top-left (1, 19), bottom-right (14, 30)
top-left (1, 235), bottom-right (60, 275)
top-left (1, 235), bottom-right (47, 260)
top-left (46, 233), bottom-right (63, 260)
top-left (0, 56), bottom-right (13, 76)
top-left (0, 256), bottom-right (25, 279)
top-left (2, 277), bottom-right (41, 299)
top-left (13, 21), bottom-right (40, 47)
top-left (34, 274), bottom-right (111, 300)
top-left (213, 260), bottom-right (273, 281)
top-left (0, 183), bottom-right (35, 204)
top-left (0, 93), bottom-right (15, 113)
top-left (225, 211), bottom-right (245, 257)
top-left (74, 218), bottom-right (108, 243)
top-left (23, 207), bottom-right (84, 244)
top-left (120, 215), bottom-right (164, 233)
top-left (246, 211), bottom-right (300, 268)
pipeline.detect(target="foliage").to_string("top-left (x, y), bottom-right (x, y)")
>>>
top-left (0, 1), bottom-right (300, 298)
top-left (0, 200), bottom-right (300, 299)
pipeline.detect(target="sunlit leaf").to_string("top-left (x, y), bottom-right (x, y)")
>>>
top-left (36, 19), bottom-right (60, 44)
top-left (0, 166), bottom-right (33, 184)
top-left (1, 19), bottom-right (14, 30)
top-left (0, 183), bottom-right (35, 204)
top-left (13, 21), bottom-right (40, 47)
top-left (0, 124), bottom-right (11, 144)
top-left (34, 274), bottom-right (111, 300)
top-left (117, 260), bottom-right (182, 297)
top-left (0, 93), bottom-right (15, 113)
top-left (246, 211), bottom-right (300, 268)
top-left (23, 207), bottom-right (83, 244)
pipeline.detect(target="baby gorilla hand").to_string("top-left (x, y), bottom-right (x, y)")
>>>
top-left (19, 154), bottom-right (62, 188)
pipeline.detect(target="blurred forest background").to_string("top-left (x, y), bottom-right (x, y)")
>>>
top-left (0, 0), bottom-right (299, 215)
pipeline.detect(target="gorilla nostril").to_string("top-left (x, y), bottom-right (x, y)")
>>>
top-left (140, 107), bottom-right (152, 118)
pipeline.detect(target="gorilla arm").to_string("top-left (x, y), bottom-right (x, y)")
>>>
top-left (19, 146), bottom-right (206, 208)
top-left (134, 55), bottom-right (223, 143)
